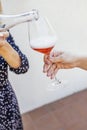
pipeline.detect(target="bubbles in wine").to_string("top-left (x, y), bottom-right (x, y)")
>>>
top-left (30, 36), bottom-right (57, 48)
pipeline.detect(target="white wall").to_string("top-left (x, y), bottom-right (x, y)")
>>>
top-left (1, 0), bottom-right (87, 113)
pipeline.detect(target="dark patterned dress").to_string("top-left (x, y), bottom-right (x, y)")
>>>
top-left (0, 33), bottom-right (29, 130)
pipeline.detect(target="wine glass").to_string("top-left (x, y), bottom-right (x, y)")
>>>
top-left (28, 16), bottom-right (64, 91)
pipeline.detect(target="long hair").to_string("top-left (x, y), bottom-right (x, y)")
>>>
top-left (0, 1), bottom-right (2, 14)
top-left (0, 1), bottom-right (3, 25)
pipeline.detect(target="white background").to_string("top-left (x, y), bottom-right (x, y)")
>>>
top-left (1, 0), bottom-right (87, 113)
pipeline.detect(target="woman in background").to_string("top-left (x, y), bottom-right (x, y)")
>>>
top-left (0, 2), bottom-right (29, 130)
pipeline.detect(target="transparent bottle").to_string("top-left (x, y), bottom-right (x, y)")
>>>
top-left (0, 9), bottom-right (39, 32)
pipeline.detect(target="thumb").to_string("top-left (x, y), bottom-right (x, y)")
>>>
top-left (3, 31), bottom-right (9, 38)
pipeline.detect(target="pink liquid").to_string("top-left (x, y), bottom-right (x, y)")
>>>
top-left (32, 46), bottom-right (54, 54)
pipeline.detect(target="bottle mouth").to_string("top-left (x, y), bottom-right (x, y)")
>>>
top-left (31, 9), bottom-right (39, 20)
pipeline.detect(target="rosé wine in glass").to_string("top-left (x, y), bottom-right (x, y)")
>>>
top-left (30, 36), bottom-right (57, 54)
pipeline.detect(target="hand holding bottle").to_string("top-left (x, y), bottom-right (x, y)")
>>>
top-left (43, 50), bottom-right (84, 79)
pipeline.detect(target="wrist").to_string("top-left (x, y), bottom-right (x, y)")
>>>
top-left (74, 56), bottom-right (87, 69)
top-left (71, 55), bottom-right (82, 68)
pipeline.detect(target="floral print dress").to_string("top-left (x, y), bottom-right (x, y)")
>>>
top-left (0, 33), bottom-right (29, 130)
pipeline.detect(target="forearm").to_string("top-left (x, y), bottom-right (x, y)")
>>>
top-left (0, 41), bottom-right (21, 68)
top-left (75, 56), bottom-right (87, 70)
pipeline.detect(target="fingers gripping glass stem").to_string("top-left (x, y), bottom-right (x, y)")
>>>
top-left (55, 77), bottom-right (61, 84)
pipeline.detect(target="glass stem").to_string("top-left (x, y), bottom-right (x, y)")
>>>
top-left (55, 77), bottom-right (61, 84)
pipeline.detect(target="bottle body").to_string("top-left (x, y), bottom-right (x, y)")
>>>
top-left (0, 9), bottom-right (39, 32)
